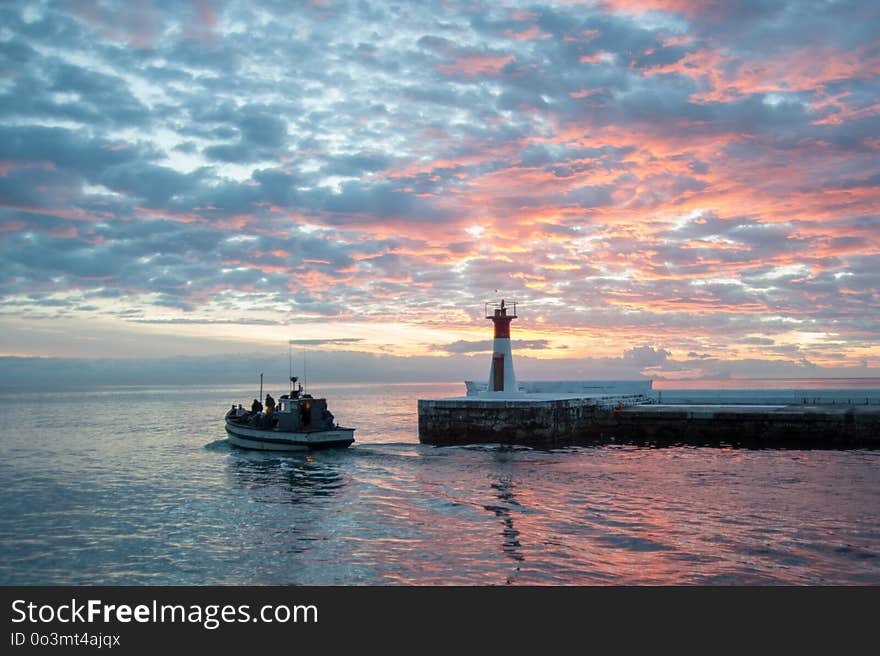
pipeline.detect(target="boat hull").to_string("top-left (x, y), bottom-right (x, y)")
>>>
top-left (225, 420), bottom-right (355, 451)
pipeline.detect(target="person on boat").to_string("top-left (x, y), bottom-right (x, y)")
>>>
top-left (251, 398), bottom-right (263, 414)
top-left (265, 393), bottom-right (276, 413)
top-left (235, 404), bottom-right (246, 417)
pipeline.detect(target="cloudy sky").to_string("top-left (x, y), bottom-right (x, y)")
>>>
top-left (1, 0), bottom-right (878, 380)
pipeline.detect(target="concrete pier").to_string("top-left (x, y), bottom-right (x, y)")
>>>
top-left (612, 403), bottom-right (880, 447)
top-left (418, 383), bottom-right (880, 448)
top-left (418, 391), bottom-right (649, 447)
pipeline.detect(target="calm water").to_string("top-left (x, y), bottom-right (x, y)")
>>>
top-left (1, 382), bottom-right (878, 585)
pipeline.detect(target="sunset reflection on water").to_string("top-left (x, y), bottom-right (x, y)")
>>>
top-left (0, 383), bottom-right (878, 585)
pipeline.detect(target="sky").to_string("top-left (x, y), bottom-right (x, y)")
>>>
top-left (1, 0), bottom-right (879, 382)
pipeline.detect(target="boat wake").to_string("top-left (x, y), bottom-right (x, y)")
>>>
top-left (204, 439), bottom-right (233, 451)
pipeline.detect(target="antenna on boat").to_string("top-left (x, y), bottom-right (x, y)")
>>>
top-left (287, 339), bottom-right (301, 397)
top-left (259, 372), bottom-right (263, 403)
top-left (303, 348), bottom-right (308, 394)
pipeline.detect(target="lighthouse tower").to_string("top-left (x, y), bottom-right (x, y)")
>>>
top-left (486, 299), bottom-right (519, 394)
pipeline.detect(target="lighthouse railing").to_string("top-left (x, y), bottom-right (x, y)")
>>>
top-left (484, 300), bottom-right (517, 319)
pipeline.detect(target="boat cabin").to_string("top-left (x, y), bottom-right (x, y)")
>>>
top-left (274, 394), bottom-right (337, 433)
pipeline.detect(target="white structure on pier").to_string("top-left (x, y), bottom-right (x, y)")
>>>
top-left (483, 299), bottom-right (524, 398)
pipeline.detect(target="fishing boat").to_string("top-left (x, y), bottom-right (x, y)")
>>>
top-left (225, 378), bottom-right (355, 451)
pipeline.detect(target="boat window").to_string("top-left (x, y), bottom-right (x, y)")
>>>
top-left (300, 401), bottom-right (312, 426)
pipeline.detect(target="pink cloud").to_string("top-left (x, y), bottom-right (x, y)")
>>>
top-left (438, 55), bottom-right (515, 78)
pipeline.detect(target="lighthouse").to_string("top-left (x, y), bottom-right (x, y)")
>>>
top-left (485, 299), bottom-right (519, 394)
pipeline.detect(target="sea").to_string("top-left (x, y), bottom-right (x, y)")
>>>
top-left (1, 379), bottom-right (878, 585)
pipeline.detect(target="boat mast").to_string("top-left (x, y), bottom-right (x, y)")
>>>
top-left (259, 372), bottom-right (263, 403)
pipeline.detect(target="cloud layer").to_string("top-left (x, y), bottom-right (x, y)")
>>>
top-left (1, 1), bottom-right (878, 377)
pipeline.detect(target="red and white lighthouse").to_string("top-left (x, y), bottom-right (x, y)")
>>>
top-left (486, 299), bottom-right (518, 394)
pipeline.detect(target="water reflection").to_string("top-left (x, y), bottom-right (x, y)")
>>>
top-left (484, 475), bottom-right (525, 574)
top-left (226, 451), bottom-right (344, 504)
top-left (4, 384), bottom-right (879, 585)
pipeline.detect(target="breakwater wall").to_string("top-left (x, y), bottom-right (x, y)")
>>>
top-left (614, 404), bottom-right (880, 447)
top-left (418, 385), bottom-right (880, 448)
top-left (418, 394), bottom-right (645, 448)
